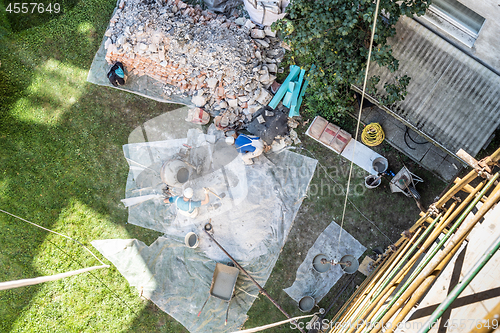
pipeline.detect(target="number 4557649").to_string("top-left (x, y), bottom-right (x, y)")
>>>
top-left (6, 3), bottom-right (60, 14)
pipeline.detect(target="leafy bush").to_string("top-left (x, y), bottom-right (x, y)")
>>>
top-left (274, 0), bottom-right (430, 120)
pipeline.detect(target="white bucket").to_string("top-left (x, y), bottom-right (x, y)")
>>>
top-left (184, 232), bottom-right (199, 248)
top-left (298, 296), bottom-right (315, 312)
top-left (160, 160), bottom-right (190, 187)
top-left (365, 175), bottom-right (381, 189)
top-left (372, 157), bottom-right (388, 173)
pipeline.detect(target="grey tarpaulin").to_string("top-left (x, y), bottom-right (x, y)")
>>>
top-left (283, 221), bottom-right (366, 305)
top-left (127, 106), bottom-right (203, 144)
top-left (92, 124), bottom-right (317, 332)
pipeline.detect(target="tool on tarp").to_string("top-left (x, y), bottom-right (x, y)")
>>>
top-left (203, 187), bottom-right (224, 200)
top-left (203, 221), bottom-right (307, 333)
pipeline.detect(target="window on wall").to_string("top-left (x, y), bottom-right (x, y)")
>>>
top-left (421, 0), bottom-right (485, 47)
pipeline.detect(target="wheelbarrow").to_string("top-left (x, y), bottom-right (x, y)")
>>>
top-left (198, 262), bottom-right (240, 325)
top-left (389, 166), bottom-right (423, 200)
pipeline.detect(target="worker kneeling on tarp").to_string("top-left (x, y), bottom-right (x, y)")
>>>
top-left (227, 134), bottom-right (264, 165)
top-left (166, 187), bottom-right (210, 218)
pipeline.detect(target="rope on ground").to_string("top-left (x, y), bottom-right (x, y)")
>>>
top-left (230, 314), bottom-right (315, 333)
top-left (0, 208), bottom-right (107, 266)
top-left (361, 123), bottom-right (385, 146)
top-left (299, 147), bottom-right (393, 243)
top-left (0, 208), bottom-right (139, 314)
top-left (337, 0), bottom-right (382, 257)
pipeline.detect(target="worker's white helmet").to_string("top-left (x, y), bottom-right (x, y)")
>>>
top-left (183, 187), bottom-right (194, 199)
top-left (225, 136), bottom-right (235, 145)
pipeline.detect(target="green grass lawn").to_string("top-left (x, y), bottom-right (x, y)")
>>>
top-left (0, 0), bottom-right (188, 331)
top-left (0, 1), bottom-right (451, 332)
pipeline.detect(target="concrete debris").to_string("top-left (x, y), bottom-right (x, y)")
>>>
top-left (244, 19), bottom-right (256, 29)
top-left (264, 26), bottom-right (276, 37)
top-left (251, 29), bottom-right (266, 39)
top-left (104, 0), bottom-right (286, 129)
top-left (191, 91), bottom-right (207, 107)
top-left (255, 88), bottom-right (273, 105)
top-left (288, 117), bottom-right (300, 129)
top-left (289, 129), bottom-right (301, 144)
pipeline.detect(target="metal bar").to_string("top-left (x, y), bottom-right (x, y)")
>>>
top-left (344, 229), bottom-right (424, 333)
top-left (386, 227), bottom-right (472, 333)
top-left (434, 169), bottom-right (478, 208)
top-left (417, 233), bottom-right (500, 333)
top-left (369, 173), bottom-right (499, 333)
top-left (203, 226), bottom-right (306, 333)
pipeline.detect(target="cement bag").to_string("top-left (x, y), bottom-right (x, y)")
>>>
top-left (244, 0), bottom-right (289, 26)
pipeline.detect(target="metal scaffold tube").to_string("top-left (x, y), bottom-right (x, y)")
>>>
top-left (344, 223), bottom-right (436, 333)
top-left (417, 233), bottom-right (500, 333)
top-left (330, 255), bottom-right (392, 329)
top-left (434, 169), bottom-right (478, 209)
top-left (368, 173), bottom-right (500, 333)
top-left (337, 237), bottom-right (416, 333)
top-left (325, 147), bottom-right (500, 333)
top-left (385, 226), bottom-right (475, 333)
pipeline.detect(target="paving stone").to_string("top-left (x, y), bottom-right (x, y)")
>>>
top-left (361, 107), bottom-right (388, 125)
top-left (385, 125), bottom-right (431, 162)
top-left (438, 156), bottom-right (461, 182)
top-left (420, 148), bottom-right (446, 173)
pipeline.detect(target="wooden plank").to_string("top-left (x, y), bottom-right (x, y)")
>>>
top-left (268, 65), bottom-right (300, 109)
top-left (289, 68), bottom-right (305, 117)
top-left (294, 64), bottom-right (315, 117)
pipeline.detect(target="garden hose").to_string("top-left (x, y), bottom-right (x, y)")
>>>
top-left (361, 123), bottom-right (385, 146)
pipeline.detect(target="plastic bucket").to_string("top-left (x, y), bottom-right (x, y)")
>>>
top-left (298, 296), bottom-right (315, 312)
top-left (312, 254), bottom-right (330, 273)
top-left (340, 255), bottom-right (359, 274)
top-left (372, 157), bottom-right (388, 173)
top-left (184, 232), bottom-right (199, 248)
top-left (365, 175), bottom-right (381, 189)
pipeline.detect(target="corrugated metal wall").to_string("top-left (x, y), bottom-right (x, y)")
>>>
top-left (369, 17), bottom-right (500, 156)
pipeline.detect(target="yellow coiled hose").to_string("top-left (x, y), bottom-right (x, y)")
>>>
top-left (361, 123), bottom-right (385, 146)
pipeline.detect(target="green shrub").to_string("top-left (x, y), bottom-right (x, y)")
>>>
top-left (274, 0), bottom-right (430, 120)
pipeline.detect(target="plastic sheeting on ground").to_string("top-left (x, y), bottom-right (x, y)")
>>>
top-left (92, 125), bottom-right (317, 332)
top-left (283, 221), bottom-right (366, 305)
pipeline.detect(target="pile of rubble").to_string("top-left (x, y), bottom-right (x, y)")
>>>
top-left (104, 0), bottom-right (286, 125)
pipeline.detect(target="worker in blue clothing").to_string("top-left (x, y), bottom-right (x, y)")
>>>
top-left (164, 187), bottom-right (210, 218)
top-left (226, 134), bottom-right (265, 165)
